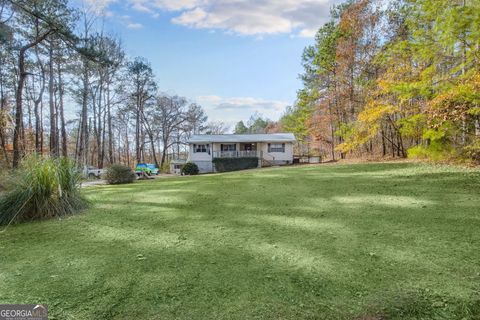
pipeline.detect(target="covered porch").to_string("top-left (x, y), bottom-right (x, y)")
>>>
top-left (212, 150), bottom-right (262, 158)
top-left (212, 142), bottom-right (262, 159)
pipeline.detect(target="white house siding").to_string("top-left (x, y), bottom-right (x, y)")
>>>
top-left (188, 144), bottom-right (214, 173)
top-left (195, 161), bottom-right (214, 173)
top-left (258, 142), bottom-right (294, 165)
top-left (187, 134), bottom-right (296, 173)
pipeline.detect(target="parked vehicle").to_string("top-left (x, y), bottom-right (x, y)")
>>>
top-left (84, 166), bottom-right (105, 179)
top-left (135, 163), bottom-right (159, 176)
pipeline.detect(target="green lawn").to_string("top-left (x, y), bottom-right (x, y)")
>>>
top-left (1, 163), bottom-right (480, 319)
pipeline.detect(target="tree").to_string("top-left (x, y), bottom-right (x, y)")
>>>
top-left (205, 121), bottom-right (229, 135)
top-left (247, 113), bottom-right (269, 133)
top-left (9, 0), bottom-right (76, 167)
top-left (234, 121), bottom-right (248, 134)
top-left (127, 57), bottom-right (156, 164)
top-left (155, 94), bottom-right (187, 166)
top-left (184, 103), bottom-right (207, 136)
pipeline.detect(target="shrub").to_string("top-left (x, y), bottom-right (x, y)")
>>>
top-left (463, 138), bottom-right (480, 164)
top-left (160, 161), bottom-right (171, 174)
top-left (0, 169), bottom-right (9, 193)
top-left (104, 164), bottom-right (136, 184)
top-left (0, 156), bottom-right (88, 226)
top-left (213, 157), bottom-right (259, 172)
top-left (181, 162), bottom-right (199, 175)
top-left (407, 127), bottom-right (457, 162)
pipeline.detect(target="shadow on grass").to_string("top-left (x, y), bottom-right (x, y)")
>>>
top-left (1, 163), bottom-right (480, 319)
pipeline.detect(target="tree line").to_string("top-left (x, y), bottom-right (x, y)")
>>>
top-left (0, 0), bottom-right (223, 170)
top-left (280, 0), bottom-right (480, 163)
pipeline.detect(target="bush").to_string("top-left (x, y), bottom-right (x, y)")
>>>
top-left (181, 162), bottom-right (199, 175)
top-left (104, 164), bottom-right (136, 184)
top-left (0, 156), bottom-right (88, 226)
top-left (213, 157), bottom-right (259, 172)
top-left (463, 139), bottom-right (480, 164)
top-left (160, 161), bottom-right (171, 174)
top-left (0, 169), bottom-right (9, 193)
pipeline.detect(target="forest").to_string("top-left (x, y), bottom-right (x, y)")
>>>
top-left (280, 0), bottom-right (480, 163)
top-left (0, 0), bottom-right (223, 171)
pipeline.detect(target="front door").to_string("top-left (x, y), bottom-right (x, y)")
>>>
top-left (243, 143), bottom-right (256, 151)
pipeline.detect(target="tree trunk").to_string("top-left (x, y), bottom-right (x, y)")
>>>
top-left (330, 121), bottom-right (335, 161)
top-left (94, 81), bottom-right (103, 168)
top-left (161, 144), bottom-right (167, 167)
top-left (13, 51), bottom-right (28, 167)
top-left (0, 96), bottom-right (8, 163)
top-left (49, 43), bottom-right (58, 158)
top-left (101, 91), bottom-right (107, 168)
top-left (33, 47), bottom-right (46, 154)
top-left (125, 127), bottom-right (130, 167)
top-left (107, 81), bottom-right (114, 164)
top-left (57, 60), bottom-right (67, 157)
top-left (135, 90), bottom-right (142, 164)
top-left (77, 59), bottom-right (89, 168)
top-left (149, 134), bottom-right (160, 168)
top-left (381, 128), bottom-right (386, 157)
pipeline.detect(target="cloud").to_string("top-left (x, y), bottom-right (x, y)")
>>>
top-left (198, 96), bottom-right (288, 111)
top-left (129, 0), bottom-right (201, 12)
top-left (127, 22), bottom-right (144, 29)
top-left (297, 28), bottom-right (318, 38)
top-left (124, 0), bottom-right (340, 37)
top-left (197, 95), bottom-right (289, 123)
top-left (82, 0), bottom-right (117, 15)
top-left (117, 15), bottom-right (144, 30)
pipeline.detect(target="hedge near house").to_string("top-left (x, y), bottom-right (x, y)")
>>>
top-left (181, 162), bottom-right (199, 176)
top-left (213, 157), bottom-right (259, 172)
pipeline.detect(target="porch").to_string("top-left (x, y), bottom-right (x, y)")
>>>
top-left (212, 142), bottom-right (261, 159)
top-left (212, 150), bottom-right (262, 158)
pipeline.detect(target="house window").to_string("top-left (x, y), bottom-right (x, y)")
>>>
top-left (194, 144), bottom-right (208, 153)
top-left (221, 144), bottom-right (236, 151)
top-left (268, 143), bottom-right (285, 153)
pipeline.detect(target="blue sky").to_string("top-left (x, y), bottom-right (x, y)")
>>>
top-left (84, 0), bottom-right (342, 127)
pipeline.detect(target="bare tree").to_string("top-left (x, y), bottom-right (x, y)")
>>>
top-left (127, 57), bottom-right (156, 164)
top-left (156, 95), bottom-right (187, 166)
top-left (205, 121), bottom-right (229, 135)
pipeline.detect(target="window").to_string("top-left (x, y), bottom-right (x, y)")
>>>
top-left (221, 144), bottom-right (236, 151)
top-left (194, 144), bottom-right (208, 153)
top-left (268, 143), bottom-right (285, 153)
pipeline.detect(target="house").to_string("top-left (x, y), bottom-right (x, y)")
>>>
top-left (186, 133), bottom-right (296, 173)
top-left (170, 159), bottom-right (187, 175)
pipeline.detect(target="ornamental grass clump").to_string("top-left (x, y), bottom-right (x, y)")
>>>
top-left (0, 156), bottom-right (88, 226)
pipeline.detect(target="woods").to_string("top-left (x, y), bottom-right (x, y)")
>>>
top-left (282, 0), bottom-right (480, 163)
top-left (0, 0), bottom-right (209, 170)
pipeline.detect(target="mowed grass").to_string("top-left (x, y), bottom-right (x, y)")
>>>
top-left (1, 163), bottom-right (480, 319)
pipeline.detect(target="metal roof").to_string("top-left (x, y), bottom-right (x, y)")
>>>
top-left (188, 133), bottom-right (296, 144)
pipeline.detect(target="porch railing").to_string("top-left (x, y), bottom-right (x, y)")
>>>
top-left (213, 150), bottom-right (261, 158)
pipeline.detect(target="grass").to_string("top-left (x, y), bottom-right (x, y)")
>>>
top-left (1, 162), bottom-right (480, 319)
top-left (0, 157), bottom-right (87, 225)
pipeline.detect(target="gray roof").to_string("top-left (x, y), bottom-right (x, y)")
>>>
top-left (188, 133), bottom-right (296, 144)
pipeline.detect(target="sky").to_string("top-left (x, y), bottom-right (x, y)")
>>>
top-left (83, 0), bottom-right (343, 128)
